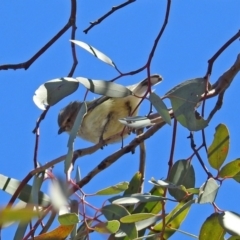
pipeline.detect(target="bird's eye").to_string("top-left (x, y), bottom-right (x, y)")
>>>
top-left (67, 118), bottom-right (71, 123)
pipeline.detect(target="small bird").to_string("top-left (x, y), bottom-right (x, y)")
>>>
top-left (58, 75), bottom-right (162, 144)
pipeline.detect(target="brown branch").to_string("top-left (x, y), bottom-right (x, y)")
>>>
top-left (146, 0), bottom-right (171, 67)
top-left (0, 0), bottom-right (77, 71)
top-left (167, 117), bottom-right (177, 178)
top-left (32, 106), bottom-right (50, 134)
top-left (83, 0), bottom-right (136, 34)
top-left (205, 30), bottom-right (240, 77)
top-left (98, 0), bottom-right (171, 81)
top-left (189, 133), bottom-right (212, 178)
top-left (75, 121), bottom-right (167, 189)
top-left (68, 0), bottom-right (78, 77)
top-left (207, 91), bottom-right (225, 123)
top-left (137, 129), bottom-right (146, 193)
top-left (33, 127), bottom-right (40, 169)
top-left (32, 0), bottom-right (78, 158)
top-left (210, 53), bottom-right (240, 95)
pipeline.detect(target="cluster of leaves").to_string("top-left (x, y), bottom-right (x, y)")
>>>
top-left (0, 35), bottom-right (238, 239)
top-left (1, 118), bottom-right (240, 240)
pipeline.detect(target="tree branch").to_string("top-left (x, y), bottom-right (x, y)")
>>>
top-left (0, 0), bottom-right (77, 71)
top-left (83, 0), bottom-right (136, 34)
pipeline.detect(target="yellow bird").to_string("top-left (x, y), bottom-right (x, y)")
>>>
top-left (58, 75), bottom-right (162, 144)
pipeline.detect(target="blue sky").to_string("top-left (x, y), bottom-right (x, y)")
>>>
top-left (0, 1), bottom-right (240, 239)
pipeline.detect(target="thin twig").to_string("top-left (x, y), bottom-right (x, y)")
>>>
top-left (0, 0), bottom-right (77, 71)
top-left (68, 0), bottom-right (78, 77)
top-left (33, 127), bottom-right (40, 168)
top-left (189, 133), bottom-right (212, 178)
top-left (205, 30), bottom-right (240, 77)
top-left (32, 106), bottom-right (50, 134)
top-left (167, 117), bottom-right (177, 178)
top-left (83, 0), bottom-right (136, 34)
top-left (207, 91), bottom-right (225, 122)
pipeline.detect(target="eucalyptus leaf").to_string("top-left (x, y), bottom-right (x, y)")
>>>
top-left (196, 178), bottom-right (219, 204)
top-left (168, 160), bottom-right (195, 201)
top-left (120, 213), bottom-right (158, 223)
top-left (149, 178), bottom-right (178, 189)
top-left (219, 159), bottom-right (240, 178)
top-left (199, 213), bottom-right (225, 240)
top-left (58, 213), bottom-right (79, 226)
top-left (101, 204), bottom-right (137, 239)
top-left (65, 102), bottom-right (87, 173)
top-left (150, 201), bottom-right (191, 239)
top-left (218, 211), bottom-right (240, 236)
top-left (166, 78), bottom-right (208, 131)
top-left (93, 220), bottom-right (120, 234)
top-left (110, 194), bottom-right (169, 205)
top-left (96, 182), bottom-right (129, 195)
top-left (208, 123), bottom-right (230, 170)
top-left (76, 77), bottom-right (132, 97)
top-left (70, 40), bottom-right (116, 68)
top-left (123, 172), bottom-right (142, 195)
top-left (0, 174), bottom-right (50, 206)
top-left (33, 77), bottom-right (79, 110)
top-left (149, 92), bottom-right (171, 125)
top-left (119, 116), bottom-right (153, 129)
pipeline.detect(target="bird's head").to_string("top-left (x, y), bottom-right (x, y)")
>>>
top-left (58, 101), bottom-right (81, 134)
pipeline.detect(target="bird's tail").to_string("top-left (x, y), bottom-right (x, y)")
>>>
top-left (129, 74), bottom-right (162, 97)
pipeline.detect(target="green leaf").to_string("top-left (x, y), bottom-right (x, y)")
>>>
top-left (101, 204), bottom-right (137, 239)
top-left (70, 200), bottom-right (79, 239)
top-left (219, 159), bottom-right (240, 178)
top-left (166, 199), bottom-right (195, 224)
top-left (168, 160), bottom-right (195, 201)
top-left (133, 187), bottom-right (164, 215)
top-left (101, 204), bottom-right (131, 221)
top-left (208, 123), bottom-right (230, 170)
top-left (49, 179), bottom-right (68, 211)
top-left (76, 77), bottom-right (132, 97)
top-left (14, 222), bottom-right (28, 240)
top-left (119, 116), bottom-right (153, 129)
top-left (93, 220), bottom-right (120, 234)
top-left (0, 207), bottom-right (39, 224)
top-left (74, 220), bottom-right (92, 240)
top-left (96, 182), bottom-right (129, 195)
top-left (0, 174), bottom-right (50, 206)
top-left (166, 78), bottom-right (208, 131)
top-left (133, 187), bottom-right (164, 238)
top-left (150, 201), bottom-right (191, 239)
top-left (149, 92), bottom-right (171, 125)
top-left (199, 213), bottom-right (225, 240)
top-left (135, 215), bottom-right (162, 231)
top-left (149, 178), bottom-right (180, 189)
top-left (70, 40), bottom-right (116, 68)
top-left (67, 102), bottom-right (87, 148)
top-left (196, 178), bottom-right (219, 204)
top-left (65, 102), bottom-right (87, 173)
top-left (218, 211), bottom-right (240, 236)
top-left (233, 172), bottom-right (240, 183)
top-left (186, 188), bottom-right (199, 194)
top-left (124, 172), bottom-right (142, 195)
top-left (31, 173), bottom-right (44, 205)
top-left (110, 194), bottom-right (169, 205)
top-left (33, 77), bottom-right (79, 110)
top-left (120, 213), bottom-right (157, 223)
top-left (227, 236), bottom-right (240, 240)
top-left (75, 166), bottom-right (81, 182)
top-left (58, 213), bottom-right (79, 226)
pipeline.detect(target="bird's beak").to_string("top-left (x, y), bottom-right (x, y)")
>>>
top-left (58, 127), bottom-right (65, 135)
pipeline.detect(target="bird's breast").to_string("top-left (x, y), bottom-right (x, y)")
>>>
top-left (78, 96), bottom-right (140, 143)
